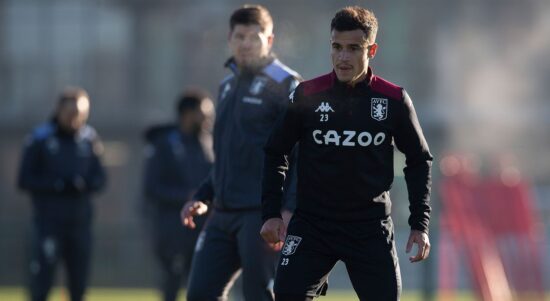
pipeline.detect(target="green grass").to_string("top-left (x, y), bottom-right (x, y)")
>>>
top-left (0, 287), bottom-right (481, 301)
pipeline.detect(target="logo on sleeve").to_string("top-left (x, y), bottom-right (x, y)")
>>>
top-left (371, 98), bottom-right (388, 121)
top-left (220, 83), bottom-right (231, 100)
top-left (281, 235), bottom-right (302, 256)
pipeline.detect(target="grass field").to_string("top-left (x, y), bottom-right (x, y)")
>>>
top-left (0, 287), bottom-right (481, 301)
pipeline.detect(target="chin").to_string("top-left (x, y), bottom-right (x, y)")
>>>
top-left (335, 73), bottom-right (351, 83)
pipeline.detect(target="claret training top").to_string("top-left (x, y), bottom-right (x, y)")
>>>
top-left (262, 67), bottom-right (433, 233)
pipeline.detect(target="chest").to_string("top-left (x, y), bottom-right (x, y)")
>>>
top-left (217, 76), bottom-right (281, 124)
top-left (303, 94), bottom-right (398, 148)
top-left (43, 137), bottom-right (93, 159)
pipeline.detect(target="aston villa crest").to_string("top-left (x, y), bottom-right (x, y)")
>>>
top-left (249, 76), bottom-right (267, 95)
top-left (371, 98), bottom-right (388, 121)
top-left (281, 235), bottom-right (302, 256)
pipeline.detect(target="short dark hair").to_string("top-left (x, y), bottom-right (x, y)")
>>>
top-left (58, 86), bottom-right (89, 106)
top-left (331, 6), bottom-right (378, 44)
top-left (230, 4), bottom-right (273, 33)
top-left (177, 89), bottom-right (210, 116)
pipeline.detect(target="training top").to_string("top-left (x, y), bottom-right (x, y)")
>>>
top-left (18, 120), bottom-right (107, 221)
top-left (262, 68), bottom-right (433, 233)
top-left (193, 57), bottom-right (301, 211)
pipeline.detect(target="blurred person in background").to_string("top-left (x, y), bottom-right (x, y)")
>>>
top-left (142, 90), bottom-right (214, 301)
top-left (17, 87), bottom-right (107, 301)
top-left (260, 6), bottom-right (433, 301)
top-left (180, 4), bottom-right (301, 301)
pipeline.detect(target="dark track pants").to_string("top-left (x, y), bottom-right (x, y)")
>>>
top-left (29, 217), bottom-right (91, 301)
top-left (186, 209), bottom-right (278, 301)
top-left (153, 210), bottom-right (206, 301)
top-left (274, 213), bottom-right (401, 301)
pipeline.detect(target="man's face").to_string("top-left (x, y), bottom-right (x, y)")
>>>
top-left (228, 24), bottom-right (273, 70)
top-left (57, 97), bottom-right (90, 133)
top-left (331, 29), bottom-right (377, 84)
top-left (179, 99), bottom-right (215, 135)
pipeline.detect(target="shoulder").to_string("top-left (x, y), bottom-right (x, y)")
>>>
top-left (23, 122), bottom-right (55, 148)
top-left (143, 124), bottom-right (176, 144)
top-left (29, 122), bottom-right (56, 142)
top-left (370, 74), bottom-right (404, 100)
top-left (78, 124), bottom-right (100, 142)
top-left (299, 72), bottom-right (334, 97)
top-left (220, 74), bottom-right (235, 86)
top-left (263, 59), bottom-right (302, 84)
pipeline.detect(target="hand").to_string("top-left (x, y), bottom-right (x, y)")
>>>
top-left (64, 175), bottom-right (86, 193)
top-left (281, 209), bottom-right (293, 228)
top-left (72, 175), bottom-right (87, 192)
top-left (406, 230), bottom-right (431, 263)
top-left (180, 200), bottom-right (208, 229)
top-left (260, 218), bottom-right (286, 251)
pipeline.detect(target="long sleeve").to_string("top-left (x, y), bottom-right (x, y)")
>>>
top-left (85, 137), bottom-right (107, 193)
top-left (17, 139), bottom-right (62, 193)
top-left (193, 171), bottom-right (215, 203)
top-left (393, 90), bottom-right (433, 233)
top-left (262, 87), bottom-right (303, 221)
top-left (281, 144), bottom-right (299, 212)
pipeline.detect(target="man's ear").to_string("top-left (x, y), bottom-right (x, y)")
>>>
top-left (368, 43), bottom-right (378, 59)
top-left (267, 33), bottom-right (274, 48)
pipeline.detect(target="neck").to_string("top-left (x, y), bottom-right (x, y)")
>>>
top-left (348, 69), bottom-right (369, 87)
top-left (238, 55), bottom-right (272, 73)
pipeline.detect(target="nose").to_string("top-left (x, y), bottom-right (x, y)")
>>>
top-left (338, 49), bottom-right (351, 62)
top-left (240, 37), bottom-right (253, 49)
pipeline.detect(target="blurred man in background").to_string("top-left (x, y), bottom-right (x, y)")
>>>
top-left (143, 90), bottom-right (214, 301)
top-left (181, 5), bottom-right (301, 301)
top-left (261, 6), bottom-right (433, 301)
top-left (17, 87), bottom-right (107, 301)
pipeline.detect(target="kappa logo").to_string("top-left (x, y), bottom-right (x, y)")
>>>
top-left (371, 98), bottom-right (388, 121)
top-left (315, 102), bottom-right (334, 113)
top-left (281, 235), bottom-right (302, 256)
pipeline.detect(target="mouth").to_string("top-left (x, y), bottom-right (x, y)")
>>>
top-left (336, 65), bottom-right (353, 72)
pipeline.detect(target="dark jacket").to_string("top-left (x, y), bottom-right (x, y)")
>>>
top-left (17, 120), bottom-right (107, 221)
top-left (194, 57), bottom-right (301, 210)
top-left (262, 68), bottom-right (433, 233)
top-left (143, 125), bottom-right (213, 211)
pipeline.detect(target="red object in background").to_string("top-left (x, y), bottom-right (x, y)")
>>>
top-left (438, 155), bottom-right (546, 301)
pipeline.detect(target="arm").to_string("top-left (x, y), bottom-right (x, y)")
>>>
top-left (261, 86), bottom-right (303, 245)
top-left (17, 138), bottom-right (64, 193)
top-left (393, 90), bottom-right (433, 262)
top-left (193, 171), bottom-right (215, 203)
top-left (84, 136), bottom-right (107, 193)
top-left (281, 144), bottom-right (299, 226)
top-left (181, 172), bottom-right (214, 229)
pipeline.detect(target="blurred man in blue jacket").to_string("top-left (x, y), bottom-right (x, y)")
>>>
top-left (143, 90), bottom-right (214, 301)
top-left (181, 5), bottom-right (301, 301)
top-left (17, 87), bottom-right (107, 301)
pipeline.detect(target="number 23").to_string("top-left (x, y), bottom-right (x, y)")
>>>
top-left (320, 114), bottom-right (329, 122)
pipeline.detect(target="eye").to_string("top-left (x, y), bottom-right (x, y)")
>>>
top-left (332, 44), bottom-right (342, 51)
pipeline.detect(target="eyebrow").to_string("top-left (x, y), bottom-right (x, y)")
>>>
top-left (331, 41), bottom-right (365, 48)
